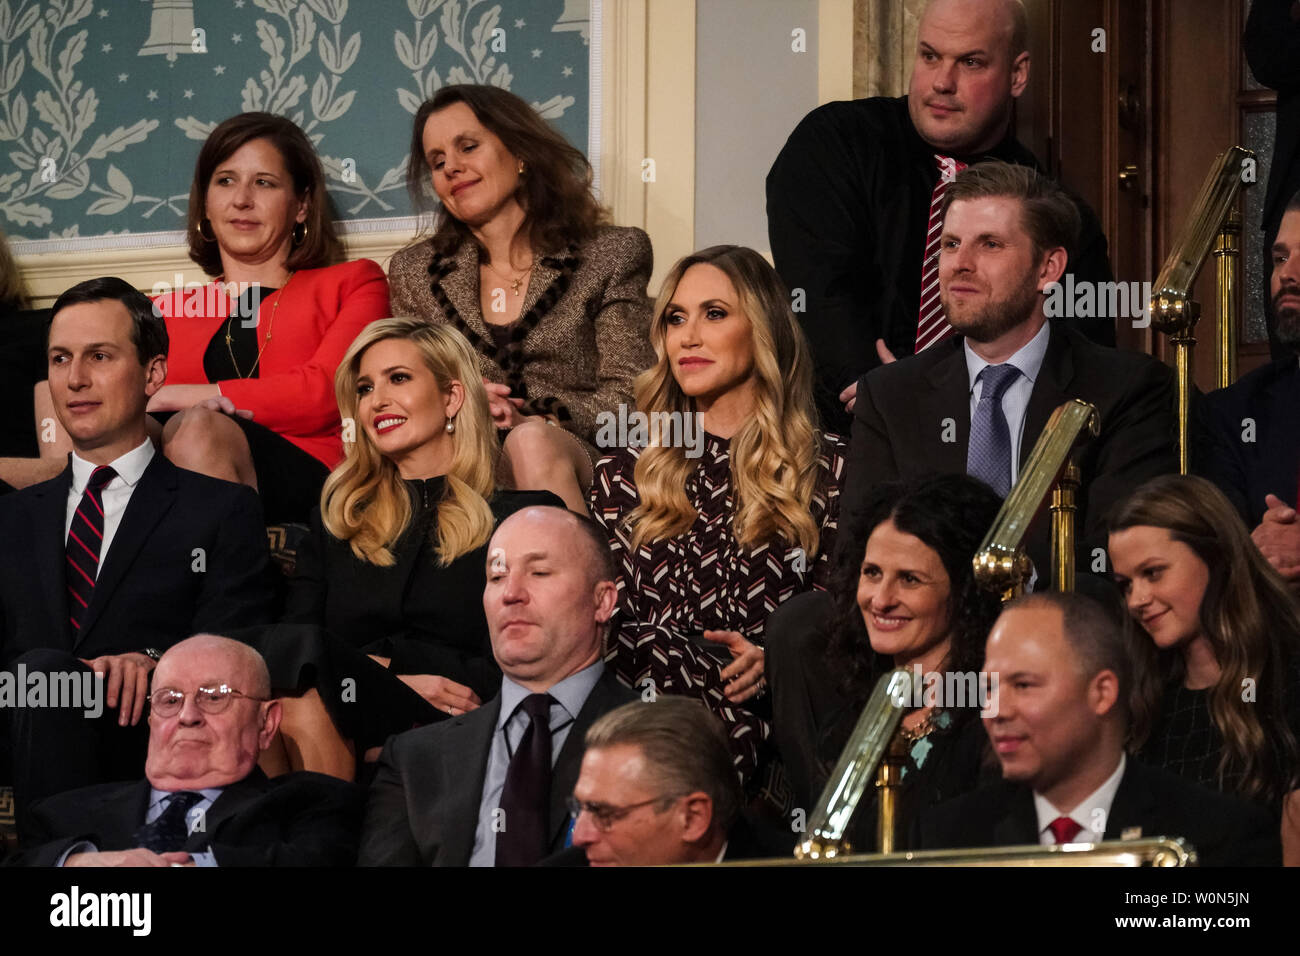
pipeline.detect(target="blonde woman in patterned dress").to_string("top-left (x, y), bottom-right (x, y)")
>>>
top-left (589, 245), bottom-right (846, 781)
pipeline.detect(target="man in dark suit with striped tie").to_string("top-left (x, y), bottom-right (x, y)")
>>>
top-left (360, 506), bottom-right (640, 866)
top-left (0, 277), bottom-right (272, 836)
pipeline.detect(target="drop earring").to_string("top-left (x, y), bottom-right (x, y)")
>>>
top-left (445, 417), bottom-right (456, 434)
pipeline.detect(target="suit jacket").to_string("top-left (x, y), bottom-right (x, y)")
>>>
top-left (0, 453), bottom-right (273, 664)
top-left (1244, 1), bottom-right (1300, 360)
top-left (153, 259), bottom-right (391, 467)
top-left (358, 668), bottom-right (639, 866)
top-left (387, 226), bottom-right (655, 460)
top-left (915, 758), bottom-right (1281, 866)
top-left (12, 768), bottom-right (363, 867)
top-left (1196, 357), bottom-right (1300, 526)
top-left (842, 321), bottom-right (1178, 575)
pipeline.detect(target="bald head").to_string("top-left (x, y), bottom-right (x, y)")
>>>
top-left (909, 0), bottom-right (1030, 155)
top-left (146, 634), bottom-right (279, 791)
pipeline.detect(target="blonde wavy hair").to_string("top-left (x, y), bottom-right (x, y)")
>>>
top-left (0, 227), bottom-right (29, 310)
top-left (625, 245), bottom-right (822, 555)
top-left (323, 318), bottom-right (497, 566)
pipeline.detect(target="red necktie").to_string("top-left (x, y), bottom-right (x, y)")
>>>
top-left (915, 154), bottom-right (969, 352)
top-left (66, 465), bottom-right (116, 636)
top-left (1048, 815), bottom-right (1083, 845)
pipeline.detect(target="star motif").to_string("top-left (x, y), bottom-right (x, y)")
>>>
top-left (147, 89), bottom-right (158, 101)
top-left (214, 64), bottom-right (226, 75)
top-left (562, 66), bottom-right (573, 77)
top-left (234, 0), bottom-right (246, 7)
top-left (531, 48), bottom-right (541, 58)
top-left (101, 43), bottom-right (112, 53)
top-left (232, 33), bottom-right (242, 44)
top-left (118, 73), bottom-right (129, 83)
top-left (98, 8), bottom-right (109, 17)
top-left (514, 18), bottom-right (525, 28)
top-left (184, 89), bottom-right (194, 99)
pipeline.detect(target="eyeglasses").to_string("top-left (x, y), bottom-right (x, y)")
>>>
top-left (149, 685), bottom-right (270, 717)
top-left (566, 794), bottom-right (682, 832)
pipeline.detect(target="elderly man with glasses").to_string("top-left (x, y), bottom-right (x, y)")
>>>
top-left (10, 634), bottom-right (363, 867)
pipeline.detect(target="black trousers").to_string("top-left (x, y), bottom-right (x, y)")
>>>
top-left (7, 648), bottom-right (149, 843)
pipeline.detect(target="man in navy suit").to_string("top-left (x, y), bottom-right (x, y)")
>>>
top-left (0, 277), bottom-right (272, 832)
top-left (917, 592), bottom-right (1279, 866)
top-left (1198, 193), bottom-right (1300, 585)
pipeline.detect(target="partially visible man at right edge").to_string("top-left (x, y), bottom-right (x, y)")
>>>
top-left (767, 0), bottom-right (1115, 433)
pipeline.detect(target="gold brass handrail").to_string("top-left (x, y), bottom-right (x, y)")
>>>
top-left (1149, 145), bottom-right (1254, 472)
top-left (973, 399), bottom-right (1100, 597)
top-left (715, 838), bottom-right (1196, 867)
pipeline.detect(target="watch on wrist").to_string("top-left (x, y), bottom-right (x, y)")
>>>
top-left (141, 648), bottom-right (162, 663)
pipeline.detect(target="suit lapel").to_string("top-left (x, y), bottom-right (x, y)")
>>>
top-left (438, 241), bottom-right (488, 340)
top-left (992, 786), bottom-right (1040, 846)
top-left (32, 462), bottom-right (74, 647)
top-left (77, 454), bottom-right (178, 646)
top-left (1020, 323), bottom-right (1074, 469)
top-left (547, 671), bottom-right (620, 847)
top-left (1102, 762), bottom-right (1155, 841)
top-left (923, 341), bottom-right (971, 474)
top-left (440, 696), bottom-right (500, 866)
top-left (188, 770), bottom-right (269, 847)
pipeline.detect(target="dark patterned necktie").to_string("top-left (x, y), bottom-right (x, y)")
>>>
top-left (66, 465), bottom-right (117, 636)
top-left (134, 791), bottom-right (202, 853)
top-left (967, 364), bottom-right (1021, 497)
top-left (495, 693), bottom-right (555, 867)
top-left (1048, 815), bottom-right (1083, 844)
top-left (915, 154), bottom-right (969, 352)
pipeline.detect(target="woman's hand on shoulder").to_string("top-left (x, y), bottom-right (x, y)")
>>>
top-left (396, 673), bottom-right (482, 716)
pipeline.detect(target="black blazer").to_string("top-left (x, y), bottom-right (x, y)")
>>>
top-left (0, 453), bottom-right (273, 664)
top-left (1196, 357), bottom-right (1300, 526)
top-left (843, 322), bottom-right (1178, 575)
top-left (915, 758), bottom-right (1281, 866)
top-left (358, 667), bottom-right (639, 866)
top-left (12, 768), bottom-right (363, 867)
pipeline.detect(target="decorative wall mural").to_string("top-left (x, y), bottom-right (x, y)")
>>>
top-left (0, 0), bottom-right (591, 246)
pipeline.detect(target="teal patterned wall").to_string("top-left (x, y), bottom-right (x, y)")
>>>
top-left (1, 0), bottom-right (591, 248)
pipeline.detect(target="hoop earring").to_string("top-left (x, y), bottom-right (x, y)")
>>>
top-left (198, 218), bottom-right (217, 242)
top-left (292, 221), bottom-right (308, 246)
top-left (445, 417), bottom-right (456, 435)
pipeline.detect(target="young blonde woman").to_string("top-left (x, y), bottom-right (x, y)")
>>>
top-left (1108, 474), bottom-right (1300, 864)
top-left (589, 245), bottom-right (847, 781)
top-left (259, 318), bottom-right (559, 780)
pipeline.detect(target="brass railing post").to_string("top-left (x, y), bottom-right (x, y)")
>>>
top-left (1214, 210), bottom-right (1240, 390)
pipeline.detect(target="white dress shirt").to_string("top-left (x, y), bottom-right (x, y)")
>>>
top-left (964, 320), bottom-right (1052, 486)
top-left (64, 438), bottom-right (155, 576)
top-left (1034, 752), bottom-right (1126, 845)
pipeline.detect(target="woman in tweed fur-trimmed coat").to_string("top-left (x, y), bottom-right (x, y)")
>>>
top-left (389, 85), bottom-right (655, 510)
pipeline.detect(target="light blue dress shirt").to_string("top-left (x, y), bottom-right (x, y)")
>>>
top-left (468, 660), bottom-right (605, 867)
top-left (57, 786), bottom-right (224, 866)
top-left (964, 320), bottom-right (1052, 486)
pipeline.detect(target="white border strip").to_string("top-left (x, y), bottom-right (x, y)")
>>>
top-left (590, 0), bottom-right (604, 201)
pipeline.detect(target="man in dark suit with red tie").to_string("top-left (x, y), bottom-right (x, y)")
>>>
top-left (767, 0), bottom-right (1114, 433)
top-left (916, 592), bottom-right (1280, 866)
top-left (0, 277), bottom-right (272, 833)
top-left (359, 506), bottom-right (640, 866)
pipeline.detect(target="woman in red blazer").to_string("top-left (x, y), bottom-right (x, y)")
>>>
top-left (150, 112), bottom-right (390, 523)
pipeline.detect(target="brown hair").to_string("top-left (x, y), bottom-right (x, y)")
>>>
top-left (1107, 474), bottom-right (1300, 805)
top-left (585, 698), bottom-right (741, 833)
top-left (405, 85), bottom-right (606, 257)
top-left (186, 112), bottom-right (342, 276)
top-left (940, 161), bottom-right (1080, 261)
top-left (0, 227), bottom-right (28, 310)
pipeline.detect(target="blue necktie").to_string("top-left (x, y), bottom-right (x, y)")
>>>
top-left (134, 791), bottom-right (202, 852)
top-left (968, 364), bottom-right (1021, 497)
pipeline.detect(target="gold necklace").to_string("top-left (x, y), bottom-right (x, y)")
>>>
top-left (481, 256), bottom-right (533, 296)
top-left (224, 272), bottom-right (293, 378)
top-left (899, 708), bottom-right (941, 741)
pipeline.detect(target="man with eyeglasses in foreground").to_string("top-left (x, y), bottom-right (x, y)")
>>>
top-left (10, 634), bottom-right (362, 867)
top-left (542, 697), bottom-right (793, 866)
